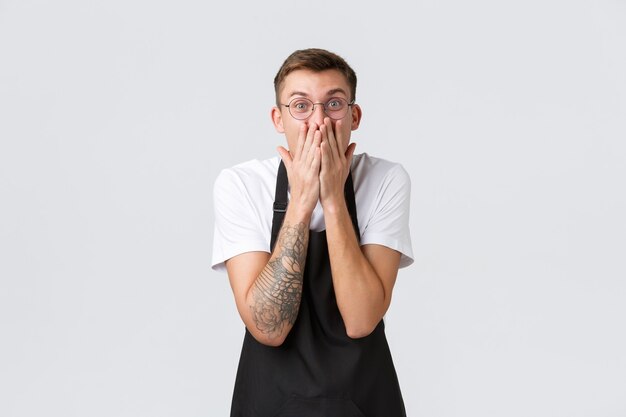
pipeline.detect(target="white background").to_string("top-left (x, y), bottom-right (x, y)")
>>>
top-left (1, 0), bottom-right (625, 416)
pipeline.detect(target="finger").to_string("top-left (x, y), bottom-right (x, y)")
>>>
top-left (301, 122), bottom-right (318, 161)
top-left (332, 118), bottom-right (348, 161)
top-left (307, 142), bottom-right (321, 188)
top-left (293, 123), bottom-right (307, 160)
top-left (320, 139), bottom-right (331, 174)
top-left (311, 146), bottom-right (321, 173)
top-left (320, 121), bottom-right (336, 166)
top-left (334, 118), bottom-right (345, 151)
top-left (307, 130), bottom-right (322, 168)
top-left (323, 118), bottom-right (340, 161)
top-left (277, 146), bottom-right (293, 170)
top-left (345, 142), bottom-right (357, 163)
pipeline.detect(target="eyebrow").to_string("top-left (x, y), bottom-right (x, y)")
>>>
top-left (288, 88), bottom-right (349, 100)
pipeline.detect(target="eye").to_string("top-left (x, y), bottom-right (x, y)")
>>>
top-left (326, 98), bottom-right (345, 110)
top-left (291, 99), bottom-right (311, 113)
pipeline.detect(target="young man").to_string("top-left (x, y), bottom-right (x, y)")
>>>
top-left (212, 48), bottom-right (413, 417)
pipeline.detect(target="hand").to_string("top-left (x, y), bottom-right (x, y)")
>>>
top-left (277, 122), bottom-right (322, 216)
top-left (319, 117), bottom-right (357, 211)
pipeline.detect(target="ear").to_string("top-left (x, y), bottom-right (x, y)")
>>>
top-left (350, 104), bottom-right (362, 131)
top-left (271, 106), bottom-right (285, 133)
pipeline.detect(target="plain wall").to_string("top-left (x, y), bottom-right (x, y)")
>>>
top-left (1, 0), bottom-right (625, 416)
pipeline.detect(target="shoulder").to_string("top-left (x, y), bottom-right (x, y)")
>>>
top-left (215, 156), bottom-right (280, 185)
top-left (212, 157), bottom-right (278, 272)
top-left (214, 156), bottom-right (281, 196)
top-left (351, 153), bottom-right (410, 191)
top-left (213, 156), bottom-right (281, 220)
top-left (352, 153), bottom-right (409, 176)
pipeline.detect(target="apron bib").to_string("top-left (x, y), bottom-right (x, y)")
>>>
top-left (230, 161), bottom-right (406, 417)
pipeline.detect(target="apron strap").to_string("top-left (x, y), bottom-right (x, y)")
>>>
top-left (270, 160), bottom-right (360, 251)
top-left (270, 161), bottom-right (289, 251)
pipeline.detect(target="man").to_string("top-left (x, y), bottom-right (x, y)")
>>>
top-left (212, 48), bottom-right (413, 417)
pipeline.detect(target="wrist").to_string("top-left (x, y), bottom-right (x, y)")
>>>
top-left (285, 201), bottom-right (314, 224)
top-left (321, 195), bottom-right (347, 216)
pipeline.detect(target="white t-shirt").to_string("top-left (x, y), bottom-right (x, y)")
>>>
top-left (211, 152), bottom-right (414, 273)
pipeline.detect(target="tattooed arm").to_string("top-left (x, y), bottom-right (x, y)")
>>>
top-left (225, 211), bottom-right (311, 346)
top-left (248, 221), bottom-right (308, 342)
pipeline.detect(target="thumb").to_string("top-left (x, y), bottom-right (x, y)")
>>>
top-left (345, 142), bottom-right (357, 161)
top-left (277, 146), bottom-right (293, 168)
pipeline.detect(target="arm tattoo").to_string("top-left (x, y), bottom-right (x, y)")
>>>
top-left (250, 222), bottom-right (307, 338)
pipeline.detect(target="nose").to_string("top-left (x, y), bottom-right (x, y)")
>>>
top-left (308, 103), bottom-right (326, 126)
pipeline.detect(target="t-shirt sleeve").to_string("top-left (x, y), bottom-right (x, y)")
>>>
top-left (360, 164), bottom-right (414, 268)
top-left (211, 168), bottom-right (270, 273)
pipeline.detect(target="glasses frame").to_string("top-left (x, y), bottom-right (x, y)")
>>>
top-left (281, 97), bottom-right (356, 120)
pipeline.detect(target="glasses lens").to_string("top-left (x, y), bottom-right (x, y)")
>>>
top-left (288, 98), bottom-right (313, 120)
top-left (324, 98), bottom-right (348, 120)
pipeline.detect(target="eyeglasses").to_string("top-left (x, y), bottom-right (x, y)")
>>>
top-left (281, 97), bottom-right (355, 120)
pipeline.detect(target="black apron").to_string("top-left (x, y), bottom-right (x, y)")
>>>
top-left (230, 161), bottom-right (406, 417)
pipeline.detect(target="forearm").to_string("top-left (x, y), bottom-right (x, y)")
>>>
top-left (245, 208), bottom-right (310, 346)
top-left (324, 201), bottom-right (388, 338)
